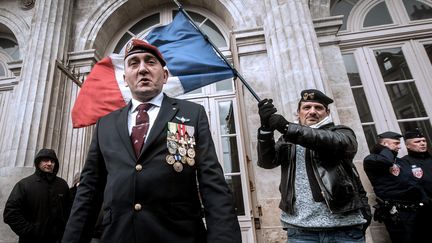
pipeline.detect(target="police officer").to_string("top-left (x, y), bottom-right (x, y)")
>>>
top-left (401, 129), bottom-right (432, 243)
top-left (363, 131), bottom-right (425, 243)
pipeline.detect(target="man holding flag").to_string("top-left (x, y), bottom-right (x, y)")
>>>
top-left (62, 38), bottom-right (241, 242)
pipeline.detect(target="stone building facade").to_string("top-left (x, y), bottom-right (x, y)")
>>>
top-left (1, 0), bottom-right (431, 242)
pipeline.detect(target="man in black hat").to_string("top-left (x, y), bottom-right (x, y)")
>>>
top-left (401, 129), bottom-right (432, 243)
top-left (3, 148), bottom-right (71, 243)
top-left (257, 89), bottom-right (371, 242)
top-left (363, 131), bottom-right (426, 243)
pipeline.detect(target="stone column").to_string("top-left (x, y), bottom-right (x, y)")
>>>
top-left (252, 0), bottom-right (334, 241)
top-left (262, 0), bottom-right (331, 118)
top-left (0, 0), bottom-right (73, 174)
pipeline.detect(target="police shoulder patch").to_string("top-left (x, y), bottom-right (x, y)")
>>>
top-left (390, 164), bottom-right (400, 176)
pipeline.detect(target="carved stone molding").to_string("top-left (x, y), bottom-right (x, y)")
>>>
top-left (7, 59), bottom-right (22, 77)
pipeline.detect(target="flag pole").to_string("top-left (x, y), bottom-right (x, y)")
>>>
top-left (172, 0), bottom-right (261, 102)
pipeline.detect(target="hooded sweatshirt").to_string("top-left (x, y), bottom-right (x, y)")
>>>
top-left (3, 148), bottom-right (71, 243)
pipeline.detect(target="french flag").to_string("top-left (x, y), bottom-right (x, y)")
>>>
top-left (71, 11), bottom-right (234, 128)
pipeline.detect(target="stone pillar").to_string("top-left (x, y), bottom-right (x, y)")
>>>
top-left (0, 1), bottom-right (73, 241)
top-left (251, 0), bottom-right (334, 241)
top-left (1, 0), bottom-right (73, 171)
top-left (262, 0), bottom-right (331, 118)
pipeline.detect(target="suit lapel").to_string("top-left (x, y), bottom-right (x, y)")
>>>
top-left (140, 95), bottom-right (178, 157)
top-left (115, 102), bottom-right (136, 161)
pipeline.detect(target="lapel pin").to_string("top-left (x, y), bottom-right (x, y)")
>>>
top-left (175, 116), bottom-right (190, 123)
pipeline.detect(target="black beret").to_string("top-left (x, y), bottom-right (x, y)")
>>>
top-left (404, 129), bottom-right (425, 140)
top-left (124, 39), bottom-right (166, 66)
top-left (300, 89), bottom-right (334, 107)
top-left (377, 131), bottom-right (402, 140)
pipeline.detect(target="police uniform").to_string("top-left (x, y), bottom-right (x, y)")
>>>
top-left (363, 131), bottom-right (425, 243)
top-left (401, 129), bottom-right (432, 243)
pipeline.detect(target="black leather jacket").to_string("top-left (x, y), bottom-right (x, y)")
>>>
top-left (257, 122), bottom-right (370, 217)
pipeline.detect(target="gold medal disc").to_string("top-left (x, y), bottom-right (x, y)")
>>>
top-left (186, 157), bottom-right (195, 166)
top-left (166, 155), bottom-right (175, 165)
top-left (173, 162), bottom-right (183, 172)
top-left (187, 148), bottom-right (195, 158)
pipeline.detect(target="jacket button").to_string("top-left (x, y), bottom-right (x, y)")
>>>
top-left (134, 203), bottom-right (142, 211)
top-left (135, 164), bottom-right (143, 171)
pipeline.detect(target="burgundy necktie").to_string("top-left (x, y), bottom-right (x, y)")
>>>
top-left (131, 103), bottom-right (152, 157)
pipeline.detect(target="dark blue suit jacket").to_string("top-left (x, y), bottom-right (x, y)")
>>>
top-left (62, 94), bottom-right (241, 243)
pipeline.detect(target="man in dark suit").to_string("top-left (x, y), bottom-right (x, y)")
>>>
top-left (62, 39), bottom-right (241, 243)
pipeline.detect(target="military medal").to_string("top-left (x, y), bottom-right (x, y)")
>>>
top-left (173, 162), bottom-right (183, 172)
top-left (167, 122), bottom-right (178, 136)
top-left (166, 122), bottom-right (197, 171)
top-left (186, 157), bottom-right (195, 166)
top-left (167, 140), bottom-right (177, 154)
top-left (178, 146), bottom-right (187, 156)
top-left (166, 155), bottom-right (175, 165)
top-left (186, 126), bottom-right (196, 160)
top-left (187, 148), bottom-right (195, 158)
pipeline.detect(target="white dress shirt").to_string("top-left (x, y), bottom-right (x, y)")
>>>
top-left (128, 92), bottom-right (164, 141)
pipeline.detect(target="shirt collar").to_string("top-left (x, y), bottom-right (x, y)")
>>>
top-left (130, 92), bottom-right (164, 112)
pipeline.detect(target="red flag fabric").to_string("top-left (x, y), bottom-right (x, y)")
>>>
top-left (71, 57), bottom-right (126, 128)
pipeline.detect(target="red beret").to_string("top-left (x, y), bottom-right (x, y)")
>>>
top-left (124, 39), bottom-right (166, 66)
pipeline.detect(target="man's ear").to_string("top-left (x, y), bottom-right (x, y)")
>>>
top-left (163, 67), bottom-right (169, 84)
top-left (123, 74), bottom-right (129, 87)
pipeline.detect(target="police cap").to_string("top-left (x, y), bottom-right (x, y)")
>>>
top-left (404, 129), bottom-right (425, 140)
top-left (377, 131), bottom-right (402, 140)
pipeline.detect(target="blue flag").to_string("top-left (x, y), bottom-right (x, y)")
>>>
top-left (72, 11), bottom-right (235, 128)
top-left (146, 11), bottom-right (234, 95)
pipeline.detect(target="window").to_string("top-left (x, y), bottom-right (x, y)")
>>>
top-left (330, 0), bottom-right (359, 31)
top-left (343, 53), bottom-right (377, 150)
top-left (403, 0), bottom-right (432, 20)
top-left (363, 2), bottom-right (393, 27)
top-left (373, 47), bottom-right (432, 144)
top-left (0, 37), bottom-right (20, 60)
top-left (334, 0), bottom-right (432, 153)
top-left (0, 24), bottom-right (20, 78)
top-left (343, 43), bottom-right (432, 153)
top-left (113, 13), bottom-right (160, 54)
top-left (331, 0), bottom-right (432, 32)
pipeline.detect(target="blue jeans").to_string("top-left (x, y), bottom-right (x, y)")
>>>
top-left (286, 227), bottom-right (364, 243)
